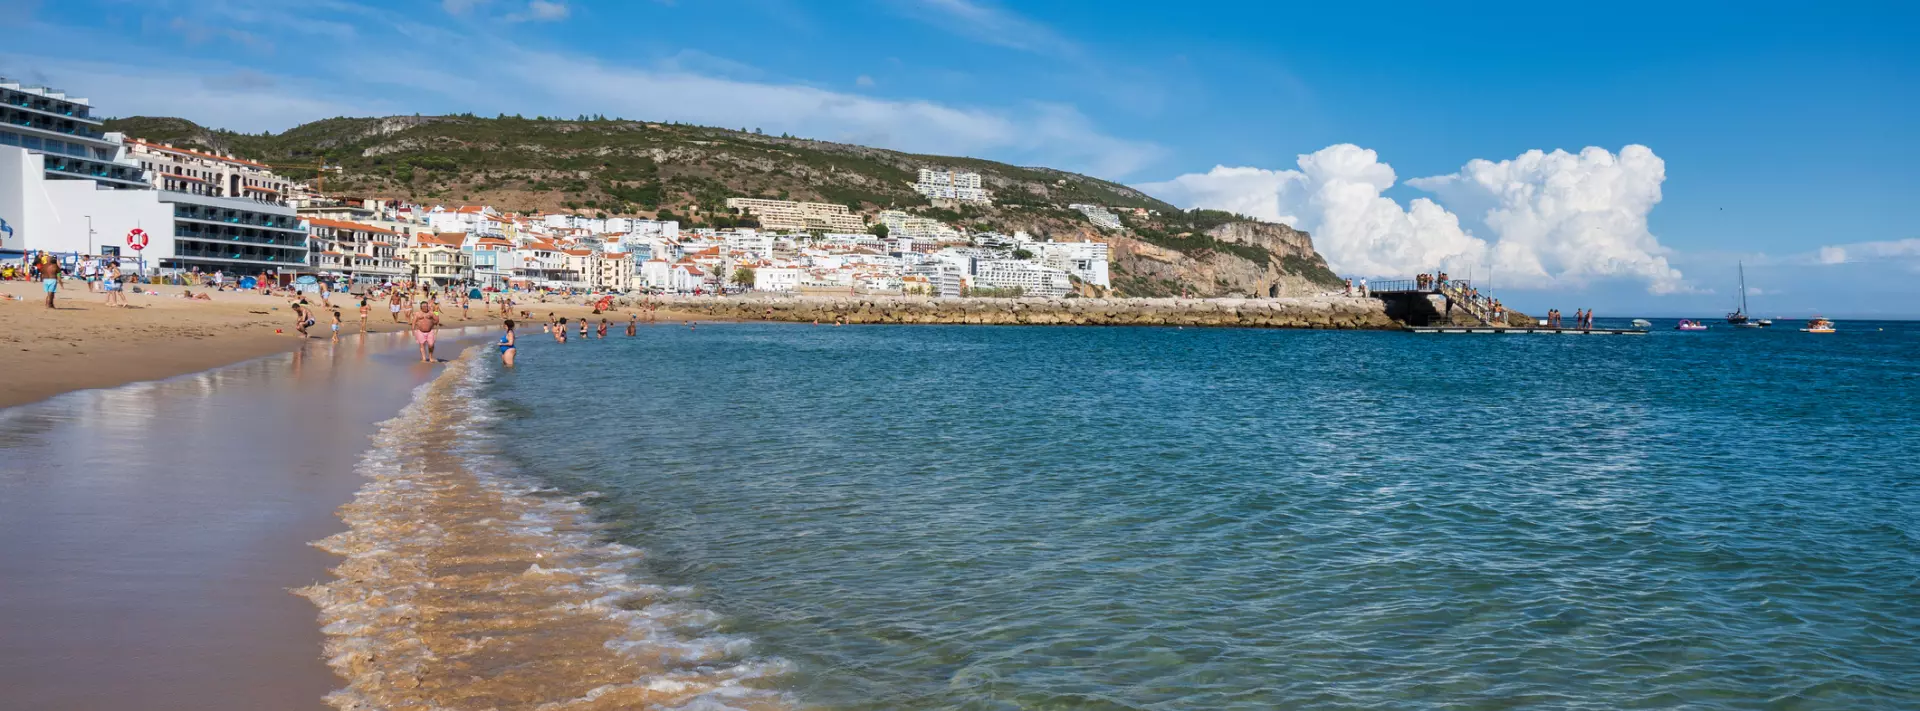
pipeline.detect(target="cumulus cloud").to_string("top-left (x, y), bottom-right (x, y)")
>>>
top-left (1140, 144), bottom-right (1688, 293)
top-left (1809, 239), bottom-right (1920, 269)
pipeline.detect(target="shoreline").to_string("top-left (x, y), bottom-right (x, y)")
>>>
top-left (0, 331), bottom-right (482, 710)
top-left (0, 281), bottom-right (689, 409)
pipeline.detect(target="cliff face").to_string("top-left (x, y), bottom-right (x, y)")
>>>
top-left (1110, 221), bottom-right (1343, 298)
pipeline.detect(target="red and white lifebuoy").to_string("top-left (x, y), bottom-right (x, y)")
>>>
top-left (126, 228), bottom-right (150, 251)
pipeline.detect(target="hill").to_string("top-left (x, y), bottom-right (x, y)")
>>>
top-left (102, 114), bottom-right (1343, 296)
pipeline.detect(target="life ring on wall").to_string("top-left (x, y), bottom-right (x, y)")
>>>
top-left (126, 228), bottom-right (150, 251)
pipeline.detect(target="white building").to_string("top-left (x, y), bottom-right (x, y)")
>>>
top-left (914, 169), bottom-right (991, 204)
top-left (124, 138), bottom-right (294, 203)
top-left (0, 78), bottom-right (306, 276)
top-left (725, 198), bottom-right (867, 232)
top-left (877, 210), bottom-right (962, 241)
top-left (1029, 240), bottom-right (1111, 288)
top-left (974, 260), bottom-right (1072, 297)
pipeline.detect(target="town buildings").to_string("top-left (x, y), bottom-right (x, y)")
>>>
top-left (125, 138), bottom-right (295, 202)
top-left (0, 78), bottom-right (304, 276)
top-left (305, 217), bottom-right (406, 285)
top-left (877, 210), bottom-right (962, 240)
top-left (913, 169), bottom-right (991, 205)
top-left (724, 198), bottom-right (867, 232)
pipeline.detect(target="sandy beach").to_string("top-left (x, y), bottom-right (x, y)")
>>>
top-left (0, 280), bottom-right (695, 409)
top-left (0, 282), bottom-right (714, 710)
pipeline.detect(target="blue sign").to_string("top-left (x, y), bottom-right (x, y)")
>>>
top-left (0, 216), bottom-right (13, 241)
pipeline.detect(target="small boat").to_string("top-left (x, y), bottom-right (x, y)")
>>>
top-left (1801, 317), bottom-right (1835, 334)
top-left (1676, 319), bottom-right (1709, 331)
top-left (1632, 319), bottom-right (1652, 328)
top-left (1728, 262), bottom-right (1759, 326)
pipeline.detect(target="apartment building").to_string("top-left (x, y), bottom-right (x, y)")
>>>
top-left (406, 233), bottom-right (473, 287)
top-left (973, 260), bottom-right (1072, 297)
top-left (913, 169), bottom-right (991, 204)
top-left (125, 138), bottom-right (294, 204)
top-left (305, 217), bottom-right (406, 284)
top-left (1029, 240), bottom-right (1111, 288)
top-left (725, 198), bottom-right (867, 232)
top-left (0, 77), bottom-right (146, 189)
top-left (877, 210), bottom-right (962, 241)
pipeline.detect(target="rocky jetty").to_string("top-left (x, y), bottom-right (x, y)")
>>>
top-left (626, 295), bottom-right (1399, 329)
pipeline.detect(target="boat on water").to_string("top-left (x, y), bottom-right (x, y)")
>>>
top-left (1632, 319), bottom-right (1653, 328)
top-left (1802, 317), bottom-right (1835, 334)
top-left (1676, 319), bottom-right (1709, 331)
top-left (1728, 262), bottom-right (1771, 326)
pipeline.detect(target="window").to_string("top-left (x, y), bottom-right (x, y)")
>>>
top-left (0, 131), bottom-right (16, 146)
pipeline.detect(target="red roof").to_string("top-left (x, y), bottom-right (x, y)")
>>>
top-left (125, 137), bottom-right (274, 170)
top-left (303, 217), bottom-right (397, 235)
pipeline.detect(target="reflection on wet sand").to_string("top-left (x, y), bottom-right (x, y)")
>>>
top-left (297, 354), bottom-right (793, 711)
top-left (0, 331), bottom-right (475, 711)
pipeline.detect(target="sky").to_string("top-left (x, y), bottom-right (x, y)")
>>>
top-left (4, 0), bottom-right (1917, 317)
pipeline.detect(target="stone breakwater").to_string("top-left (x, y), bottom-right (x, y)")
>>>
top-left (622, 295), bottom-right (1400, 329)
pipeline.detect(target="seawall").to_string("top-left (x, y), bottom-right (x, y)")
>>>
top-left (619, 295), bottom-right (1399, 330)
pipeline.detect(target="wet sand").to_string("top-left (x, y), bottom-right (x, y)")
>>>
top-left (0, 330), bottom-right (487, 711)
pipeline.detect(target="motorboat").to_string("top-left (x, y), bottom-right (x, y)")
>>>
top-left (1676, 319), bottom-right (1709, 331)
top-left (1801, 317), bottom-right (1835, 334)
top-left (1632, 319), bottom-right (1652, 328)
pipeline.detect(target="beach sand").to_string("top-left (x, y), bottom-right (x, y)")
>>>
top-left (0, 280), bottom-right (689, 409)
top-left (0, 282), bottom-right (732, 709)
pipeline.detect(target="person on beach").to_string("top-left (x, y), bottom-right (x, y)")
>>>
top-left (597, 318), bottom-right (609, 339)
top-left (331, 307), bottom-right (343, 342)
top-left (627, 314), bottom-right (637, 336)
top-left (555, 317), bottom-right (568, 343)
top-left (388, 291), bottom-right (404, 323)
top-left (36, 254), bottom-right (61, 309)
top-left (412, 302), bottom-right (441, 362)
top-left (461, 297), bottom-right (470, 321)
top-left (359, 298), bottom-right (371, 332)
top-left (499, 319), bottom-right (517, 367)
top-left (103, 262), bottom-right (125, 308)
top-left (293, 301), bottom-right (314, 338)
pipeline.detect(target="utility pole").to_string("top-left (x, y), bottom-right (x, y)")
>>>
top-left (85, 215), bottom-right (96, 254)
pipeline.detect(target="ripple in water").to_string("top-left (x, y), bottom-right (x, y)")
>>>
top-left (361, 323), bottom-right (1920, 710)
top-left (299, 352), bottom-right (793, 711)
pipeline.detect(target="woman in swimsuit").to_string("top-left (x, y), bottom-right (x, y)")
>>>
top-left (499, 319), bottom-right (517, 367)
top-left (555, 317), bottom-right (568, 343)
top-left (579, 319), bottom-right (589, 338)
top-left (597, 318), bottom-right (609, 339)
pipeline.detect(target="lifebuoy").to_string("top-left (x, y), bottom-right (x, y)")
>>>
top-left (126, 228), bottom-right (150, 251)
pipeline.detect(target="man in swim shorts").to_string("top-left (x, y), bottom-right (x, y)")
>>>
top-left (36, 255), bottom-right (61, 309)
top-left (412, 301), bottom-right (441, 363)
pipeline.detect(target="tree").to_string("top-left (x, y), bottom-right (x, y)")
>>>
top-left (869, 223), bottom-right (889, 239)
top-left (732, 267), bottom-right (756, 289)
top-left (1012, 248), bottom-right (1035, 260)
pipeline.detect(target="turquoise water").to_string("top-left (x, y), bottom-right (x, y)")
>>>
top-left (479, 321), bottom-right (1920, 709)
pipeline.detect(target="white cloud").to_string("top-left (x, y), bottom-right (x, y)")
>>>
top-left (1141, 144), bottom-right (1688, 293)
top-left (4, 0), bottom-right (1161, 179)
top-left (510, 0), bottom-right (568, 22)
top-left (899, 0), bottom-right (1079, 57)
top-left (1139, 145), bottom-right (1487, 279)
top-left (855, 75), bottom-right (876, 88)
top-left (1809, 238), bottom-right (1920, 269)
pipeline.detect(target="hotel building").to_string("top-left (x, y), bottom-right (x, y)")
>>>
top-left (724, 198), bottom-right (868, 233)
top-left (125, 138), bottom-right (295, 203)
top-left (0, 79), bottom-right (307, 275)
top-left (913, 169), bottom-right (991, 204)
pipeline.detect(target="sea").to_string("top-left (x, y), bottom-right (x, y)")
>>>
top-left (317, 319), bottom-right (1920, 710)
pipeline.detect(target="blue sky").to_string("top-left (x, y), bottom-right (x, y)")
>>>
top-left (6, 0), bottom-right (1917, 317)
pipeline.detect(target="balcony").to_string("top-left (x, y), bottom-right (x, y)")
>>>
top-left (2, 92), bottom-right (98, 123)
top-left (175, 227), bottom-right (309, 250)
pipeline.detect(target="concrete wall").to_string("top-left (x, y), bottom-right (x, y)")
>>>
top-left (627, 294), bottom-right (1400, 329)
top-left (0, 146), bottom-right (176, 262)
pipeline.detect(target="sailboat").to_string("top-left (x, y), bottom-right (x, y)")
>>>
top-left (1728, 262), bottom-right (1771, 327)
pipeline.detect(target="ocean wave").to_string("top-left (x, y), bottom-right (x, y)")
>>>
top-left (296, 349), bottom-right (795, 711)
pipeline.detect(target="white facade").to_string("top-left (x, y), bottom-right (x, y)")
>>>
top-left (125, 138), bottom-right (293, 203)
top-left (724, 198), bottom-right (867, 232)
top-left (877, 210), bottom-right (961, 240)
top-left (1030, 240), bottom-right (1111, 288)
top-left (974, 260), bottom-right (1072, 297)
top-left (0, 145), bottom-right (175, 263)
top-left (914, 169), bottom-right (991, 204)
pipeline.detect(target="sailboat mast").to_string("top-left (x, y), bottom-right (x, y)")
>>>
top-left (1739, 262), bottom-right (1748, 314)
